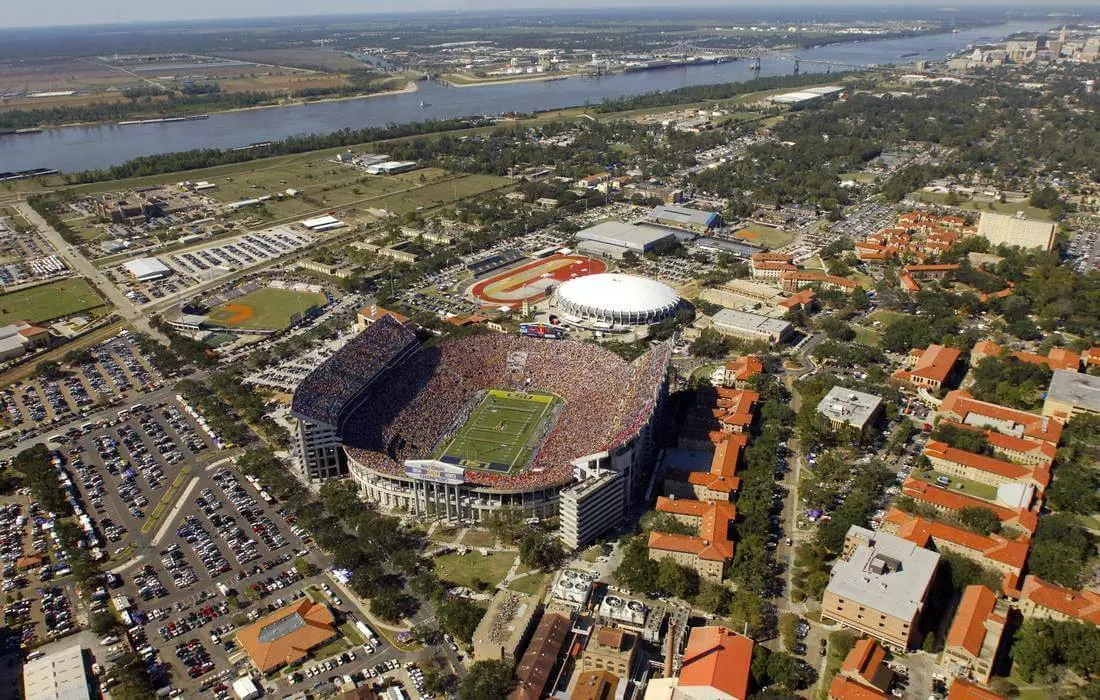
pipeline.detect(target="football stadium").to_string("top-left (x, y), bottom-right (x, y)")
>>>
top-left (290, 315), bottom-right (670, 529)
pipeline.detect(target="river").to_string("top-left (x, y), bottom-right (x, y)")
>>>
top-left (0, 20), bottom-right (1048, 174)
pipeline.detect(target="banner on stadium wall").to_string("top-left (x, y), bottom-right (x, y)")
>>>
top-left (404, 459), bottom-right (466, 485)
top-left (519, 322), bottom-right (566, 339)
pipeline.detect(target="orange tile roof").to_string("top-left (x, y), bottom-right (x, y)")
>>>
top-left (679, 626), bottom-right (753, 700)
top-left (236, 600), bottom-right (337, 674)
top-left (932, 420), bottom-right (1057, 463)
top-left (971, 340), bottom-right (1002, 361)
top-left (656, 496), bottom-right (713, 518)
top-left (829, 675), bottom-right (888, 700)
top-left (751, 253), bottom-right (794, 263)
top-left (906, 344), bottom-right (960, 384)
top-left (924, 441), bottom-right (1030, 479)
top-left (1084, 347), bottom-right (1100, 366)
top-left (778, 288), bottom-right (816, 308)
top-left (946, 585), bottom-right (1000, 658)
top-left (572, 670), bottom-right (619, 700)
top-left (781, 270), bottom-right (860, 289)
top-left (1020, 576), bottom-right (1100, 624)
top-left (938, 390), bottom-right (1062, 444)
top-left (900, 478), bottom-right (1020, 522)
top-left (649, 500), bottom-right (736, 562)
top-left (948, 678), bottom-right (1006, 700)
top-left (725, 355), bottom-right (763, 382)
top-left (840, 638), bottom-right (887, 683)
top-left (1044, 347), bottom-right (1081, 372)
top-left (886, 508), bottom-right (1029, 571)
top-left (358, 304), bottom-right (410, 325)
top-left (899, 270), bottom-right (921, 292)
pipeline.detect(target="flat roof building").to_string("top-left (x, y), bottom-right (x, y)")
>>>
top-left (559, 471), bottom-right (625, 550)
top-left (472, 590), bottom-right (539, 662)
top-left (122, 256), bottom-right (172, 282)
top-left (650, 205), bottom-right (722, 232)
top-left (1042, 370), bottom-right (1100, 422)
top-left (976, 212), bottom-right (1056, 252)
top-left (821, 526), bottom-right (940, 650)
top-left (709, 309), bottom-right (793, 345)
top-left (21, 644), bottom-right (90, 700)
top-left (575, 220), bottom-right (678, 259)
top-left (816, 387), bottom-right (883, 433)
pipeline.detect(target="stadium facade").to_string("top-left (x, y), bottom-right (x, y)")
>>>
top-left (290, 316), bottom-right (670, 544)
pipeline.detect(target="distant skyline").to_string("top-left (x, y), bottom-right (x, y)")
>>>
top-left (5, 1), bottom-right (1095, 30)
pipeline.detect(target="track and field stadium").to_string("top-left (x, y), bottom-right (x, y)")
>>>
top-left (289, 315), bottom-right (669, 522)
top-left (469, 253), bottom-right (607, 308)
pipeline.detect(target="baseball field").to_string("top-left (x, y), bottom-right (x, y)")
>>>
top-left (206, 287), bottom-right (327, 331)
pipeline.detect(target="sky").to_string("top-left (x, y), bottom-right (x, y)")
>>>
top-left (2, 0), bottom-right (1080, 28)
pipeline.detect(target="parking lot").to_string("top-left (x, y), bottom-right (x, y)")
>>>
top-left (1, 333), bottom-right (163, 438)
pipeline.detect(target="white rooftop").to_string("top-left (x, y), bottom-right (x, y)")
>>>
top-left (575, 220), bottom-right (677, 252)
top-left (121, 257), bottom-right (170, 279)
top-left (556, 273), bottom-right (679, 316)
top-left (816, 386), bottom-right (883, 428)
top-left (1047, 370), bottom-right (1100, 413)
top-left (826, 526), bottom-right (940, 621)
top-left (712, 308), bottom-right (792, 336)
top-left (22, 644), bottom-right (90, 700)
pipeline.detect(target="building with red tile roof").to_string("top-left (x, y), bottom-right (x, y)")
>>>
top-left (881, 508), bottom-right (1029, 582)
top-left (944, 585), bottom-right (1007, 685)
top-left (893, 344), bottom-right (961, 392)
top-left (948, 678), bottom-right (1006, 700)
top-left (828, 638), bottom-right (893, 699)
top-left (777, 287), bottom-right (816, 312)
top-left (938, 390), bottom-right (1062, 445)
top-left (780, 270), bottom-right (859, 293)
top-left (648, 498), bottom-right (737, 581)
top-left (571, 670), bottom-right (619, 700)
top-left (1017, 576), bottom-right (1100, 625)
top-left (1084, 347), bottom-right (1100, 367)
top-left (749, 253), bottom-right (798, 280)
top-left (509, 613), bottom-right (571, 700)
top-left (676, 626), bottom-right (754, 699)
top-left (899, 478), bottom-right (1038, 534)
top-left (969, 340), bottom-right (1081, 373)
top-left (357, 304), bottom-right (411, 330)
top-left (932, 420), bottom-right (1057, 466)
top-left (721, 355), bottom-right (763, 388)
top-left (923, 441), bottom-right (1051, 493)
top-left (236, 600), bottom-right (337, 675)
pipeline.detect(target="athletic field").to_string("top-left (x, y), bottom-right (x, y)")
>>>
top-left (470, 254), bottom-right (606, 308)
top-left (437, 390), bottom-right (558, 473)
top-left (206, 287), bottom-right (327, 331)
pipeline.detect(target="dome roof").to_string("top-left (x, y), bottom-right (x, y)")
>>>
top-left (555, 273), bottom-right (679, 317)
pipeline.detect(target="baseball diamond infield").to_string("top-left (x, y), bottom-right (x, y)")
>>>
top-left (470, 253), bottom-right (607, 307)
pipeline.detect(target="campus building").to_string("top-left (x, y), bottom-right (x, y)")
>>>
top-left (22, 644), bottom-right (91, 700)
top-left (828, 638), bottom-right (893, 700)
top-left (780, 270), bottom-right (859, 294)
top-left (559, 471), bottom-right (625, 549)
top-left (1041, 370), bottom-right (1100, 422)
top-left (721, 355), bottom-right (763, 388)
top-left (749, 252), bottom-right (797, 280)
top-left (509, 613), bottom-right (571, 700)
top-left (1016, 576), bottom-right (1100, 625)
top-left (893, 344), bottom-right (961, 392)
top-left (236, 600), bottom-right (337, 675)
top-left (574, 220), bottom-right (678, 259)
top-left (976, 212), bottom-right (1056, 252)
top-left (707, 309), bottom-right (793, 345)
top-left (816, 387), bottom-right (883, 434)
top-left (647, 497), bottom-right (736, 582)
top-left (900, 478), bottom-right (1039, 535)
top-left (821, 526), bottom-right (940, 650)
top-left (938, 390), bottom-right (1062, 446)
top-left (644, 626), bottom-right (754, 700)
top-left (922, 441), bottom-right (1051, 494)
top-left (650, 204), bottom-right (722, 232)
top-left (0, 321), bottom-right (51, 361)
top-left (943, 585), bottom-right (1008, 685)
top-left (472, 590), bottom-right (539, 662)
top-left (581, 626), bottom-right (638, 679)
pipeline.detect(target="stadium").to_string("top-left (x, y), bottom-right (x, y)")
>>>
top-left (290, 315), bottom-right (670, 526)
top-left (550, 273), bottom-right (681, 330)
top-left (469, 253), bottom-right (607, 309)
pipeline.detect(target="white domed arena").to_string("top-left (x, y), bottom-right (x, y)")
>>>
top-left (553, 273), bottom-right (680, 326)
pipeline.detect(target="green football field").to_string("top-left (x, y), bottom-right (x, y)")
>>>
top-left (437, 390), bottom-right (558, 472)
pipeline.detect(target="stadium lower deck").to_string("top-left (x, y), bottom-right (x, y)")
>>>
top-left (435, 390), bottom-right (559, 473)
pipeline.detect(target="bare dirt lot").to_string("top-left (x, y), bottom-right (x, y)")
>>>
top-left (211, 49), bottom-right (368, 72)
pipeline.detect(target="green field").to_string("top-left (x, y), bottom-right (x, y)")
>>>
top-left (914, 191), bottom-right (1052, 222)
top-left (433, 551), bottom-right (516, 589)
top-left (733, 224), bottom-right (796, 249)
top-left (866, 309), bottom-right (909, 328)
top-left (206, 286), bottom-right (327, 331)
top-left (436, 389), bottom-right (557, 472)
top-left (0, 278), bottom-right (106, 325)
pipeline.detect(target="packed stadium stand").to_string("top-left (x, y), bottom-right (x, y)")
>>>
top-left (289, 320), bottom-right (670, 530)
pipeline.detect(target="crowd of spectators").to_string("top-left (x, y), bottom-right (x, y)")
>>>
top-left (342, 333), bottom-right (671, 491)
top-left (290, 315), bottom-right (418, 426)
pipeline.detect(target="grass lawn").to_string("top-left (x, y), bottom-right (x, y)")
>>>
top-left (913, 469), bottom-right (1000, 502)
top-left (433, 551), bottom-right (515, 589)
top-left (867, 309), bottom-right (909, 328)
top-left (853, 326), bottom-right (881, 347)
top-left (839, 171), bottom-right (878, 184)
top-left (207, 286), bottom-right (327, 331)
top-left (339, 622), bottom-right (364, 647)
top-left (429, 525), bottom-right (461, 544)
top-left (460, 529), bottom-right (498, 549)
top-left (0, 277), bottom-right (106, 325)
top-left (371, 174), bottom-right (510, 214)
top-left (733, 224), bottom-right (795, 249)
top-left (580, 546), bottom-right (602, 563)
top-left (914, 191), bottom-right (1052, 222)
top-left (437, 390), bottom-right (558, 471)
top-left (507, 573), bottom-right (548, 597)
top-left (311, 636), bottom-right (349, 660)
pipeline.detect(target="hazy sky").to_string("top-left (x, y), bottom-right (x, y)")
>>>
top-left (4, 0), bottom-right (1047, 29)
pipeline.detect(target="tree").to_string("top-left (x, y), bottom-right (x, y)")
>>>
top-left (35, 360), bottom-right (64, 380)
top-left (459, 660), bottom-right (514, 700)
top-left (483, 505), bottom-right (526, 546)
top-left (1025, 514), bottom-right (1094, 588)
top-left (656, 557), bottom-right (699, 600)
top-left (370, 588), bottom-right (418, 624)
top-left (293, 557), bottom-right (316, 578)
top-left (956, 506), bottom-right (1001, 536)
top-left (694, 581), bottom-right (731, 615)
top-left (690, 328), bottom-right (734, 359)
top-left (779, 612), bottom-right (800, 650)
top-left (517, 530), bottom-right (564, 570)
top-left (727, 589), bottom-right (771, 638)
top-left (90, 610), bottom-right (119, 636)
top-left (613, 535), bottom-right (658, 594)
top-left (436, 599), bottom-right (486, 644)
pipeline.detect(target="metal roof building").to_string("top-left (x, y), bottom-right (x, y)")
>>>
top-left (121, 256), bottom-right (172, 281)
top-left (554, 273), bottom-right (680, 325)
top-left (22, 644), bottom-right (90, 700)
top-left (651, 204), bottom-right (722, 231)
top-left (574, 221), bottom-right (677, 258)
